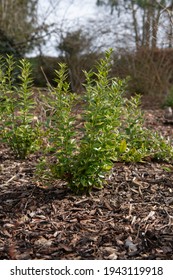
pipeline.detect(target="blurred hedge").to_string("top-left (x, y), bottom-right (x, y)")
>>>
top-left (28, 52), bottom-right (101, 91)
top-left (29, 48), bottom-right (173, 100)
top-left (111, 48), bottom-right (173, 97)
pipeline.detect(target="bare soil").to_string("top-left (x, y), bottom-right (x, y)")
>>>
top-left (0, 108), bottom-right (173, 260)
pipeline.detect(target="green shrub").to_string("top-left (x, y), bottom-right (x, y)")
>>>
top-left (36, 63), bottom-right (77, 183)
top-left (0, 55), bottom-right (42, 159)
top-left (0, 51), bottom-right (172, 192)
top-left (69, 54), bottom-right (126, 191)
top-left (36, 50), bottom-right (173, 193)
top-left (117, 94), bottom-right (173, 162)
top-left (36, 50), bottom-right (126, 192)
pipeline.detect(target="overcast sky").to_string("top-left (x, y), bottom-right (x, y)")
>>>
top-left (36, 0), bottom-right (101, 56)
top-left (34, 1), bottom-right (173, 56)
top-left (34, 0), bottom-right (136, 56)
top-left (38, 0), bottom-right (98, 21)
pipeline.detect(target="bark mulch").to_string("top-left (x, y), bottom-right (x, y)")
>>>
top-left (0, 109), bottom-right (173, 260)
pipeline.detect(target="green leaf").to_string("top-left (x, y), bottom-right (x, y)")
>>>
top-left (119, 139), bottom-right (127, 153)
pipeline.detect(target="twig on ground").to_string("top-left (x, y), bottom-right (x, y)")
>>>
top-left (0, 174), bottom-right (18, 188)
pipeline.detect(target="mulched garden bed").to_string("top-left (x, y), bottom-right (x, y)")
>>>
top-left (0, 109), bottom-right (173, 260)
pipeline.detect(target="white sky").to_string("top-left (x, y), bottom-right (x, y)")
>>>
top-left (31, 1), bottom-right (171, 56)
top-left (36, 0), bottom-right (101, 56)
top-left (38, 0), bottom-right (97, 21)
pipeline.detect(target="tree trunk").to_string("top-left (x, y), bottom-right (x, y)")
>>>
top-left (131, 1), bottom-right (140, 50)
top-left (151, 6), bottom-right (160, 49)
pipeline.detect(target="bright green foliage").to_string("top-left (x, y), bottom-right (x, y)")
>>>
top-left (36, 50), bottom-right (126, 192)
top-left (36, 50), bottom-right (173, 193)
top-left (69, 51), bottom-right (126, 192)
top-left (117, 94), bottom-right (173, 162)
top-left (0, 55), bottom-right (41, 159)
top-left (116, 94), bottom-right (149, 162)
top-left (0, 51), bottom-right (173, 192)
top-left (36, 63), bottom-right (77, 183)
top-left (116, 95), bottom-right (173, 162)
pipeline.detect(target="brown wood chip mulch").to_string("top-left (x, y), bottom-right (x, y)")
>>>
top-left (0, 109), bottom-right (173, 260)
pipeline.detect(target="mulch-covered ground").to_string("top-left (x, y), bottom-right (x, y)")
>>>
top-left (0, 108), bottom-right (173, 260)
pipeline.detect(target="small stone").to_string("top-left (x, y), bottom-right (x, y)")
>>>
top-left (164, 107), bottom-right (173, 120)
